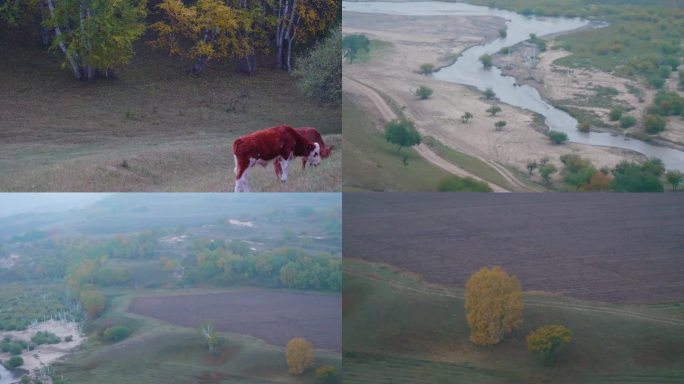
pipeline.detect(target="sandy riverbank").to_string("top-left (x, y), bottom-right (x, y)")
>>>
top-left (344, 10), bottom-right (647, 185)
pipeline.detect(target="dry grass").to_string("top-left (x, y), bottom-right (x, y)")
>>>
top-left (0, 28), bottom-right (341, 191)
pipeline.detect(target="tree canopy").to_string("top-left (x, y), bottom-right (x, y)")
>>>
top-left (465, 266), bottom-right (523, 346)
top-left (385, 118), bottom-right (421, 152)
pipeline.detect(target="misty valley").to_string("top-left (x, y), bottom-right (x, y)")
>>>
top-left (0, 194), bottom-right (341, 384)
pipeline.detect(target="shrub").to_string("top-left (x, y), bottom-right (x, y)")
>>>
top-left (608, 107), bottom-right (623, 121)
top-left (643, 115), bottom-right (666, 134)
top-left (316, 365), bottom-right (339, 383)
top-left (527, 325), bottom-right (572, 365)
top-left (438, 177), bottom-right (492, 192)
top-left (103, 326), bottom-right (131, 343)
top-left (293, 26), bottom-right (341, 105)
top-left (415, 85), bottom-right (434, 100)
top-left (498, 28), bottom-right (507, 38)
top-left (6, 356), bottom-right (24, 368)
top-left (620, 115), bottom-right (637, 128)
top-left (31, 331), bottom-right (61, 345)
top-left (479, 54), bottom-right (493, 68)
top-left (547, 130), bottom-right (568, 145)
top-left (578, 121), bottom-right (590, 132)
top-left (419, 63), bottom-right (435, 75)
top-left (494, 120), bottom-right (507, 131)
top-left (483, 88), bottom-right (496, 100)
top-left (487, 105), bottom-right (502, 116)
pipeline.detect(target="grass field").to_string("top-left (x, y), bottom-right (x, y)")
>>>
top-left (342, 98), bottom-right (454, 192)
top-left (55, 288), bottom-right (341, 384)
top-left (0, 27), bottom-right (341, 192)
top-left (343, 258), bottom-right (684, 384)
top-left (355, 39), bottom-right (394, 63)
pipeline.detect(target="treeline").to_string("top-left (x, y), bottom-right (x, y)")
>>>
top-left (528, 154), bottom-right (681, 192)
top-left (186, 240), bottom-right (341, 291)
top-left (0, 0), bottom-right (340, 81)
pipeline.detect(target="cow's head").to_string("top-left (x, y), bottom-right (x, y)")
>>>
top-left (321, 145), bottom-right (334, 159)
top-left (306, 142), bottom-right (322, 166)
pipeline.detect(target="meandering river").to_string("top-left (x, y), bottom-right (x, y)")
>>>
top-left (0, 364), bottom-right (18, 384)
top-left (343, 1), bottom-right (684, 170)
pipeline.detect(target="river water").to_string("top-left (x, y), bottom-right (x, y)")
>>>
top-left (343, 1), bottom-right (684, 170)
top-left (0, 364), bottom-right (18, 384)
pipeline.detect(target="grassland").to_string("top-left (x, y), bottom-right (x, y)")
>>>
top-left (0, 27), bottom-right (341, 192)
top-left (343, 258), bottom-right (684, 384)
top-left (55, 288), bottom-right (341, 384)
top-left (355, 39), bottom-right (394, 63)
top-left (342, 98), bottom-right (454, 192)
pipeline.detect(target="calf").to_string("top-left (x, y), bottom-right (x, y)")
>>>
top-left (232, 125), bottom-right (321, 192)
top-left (273, 127), bottom-right (334, 178)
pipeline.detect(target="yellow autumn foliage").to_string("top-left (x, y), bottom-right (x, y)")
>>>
top-left (465, 266), bottom-right (523, 345)
top-left (526, 325), bottom-right (572, 365)
top-left (285, 337), bottom-right (315, 375)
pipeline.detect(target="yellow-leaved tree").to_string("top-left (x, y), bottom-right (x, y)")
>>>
top-left (465, 266), bottom-right (523, 345)
top-left (150, 0), bottom-right (270, 75)
top-left (285, 337), bottom-right (314, 375)
top-left (526, 325), bottom-right (572, 365)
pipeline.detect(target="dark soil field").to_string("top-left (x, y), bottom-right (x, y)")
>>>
top-left (128, 289), bottom-right (341, 351)
top-left (344, 193), bottom-right (684, 304)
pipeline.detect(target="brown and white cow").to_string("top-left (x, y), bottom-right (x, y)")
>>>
top-left (273, 127), bottom-right (334, 179)
top-left (232, 125), bottom-right (321, 192)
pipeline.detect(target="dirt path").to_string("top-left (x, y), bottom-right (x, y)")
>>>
top-left (344, 76), bottom-right (510, 192)
top-left (345, 263), bottom-right (684, 327)
top-left (343, 11), bottom-right (638, 186)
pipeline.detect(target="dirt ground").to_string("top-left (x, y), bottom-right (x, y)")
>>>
top-left (0, 28), bottom-right (341, 192)
top-left (127, 289), bottom-right (341, 352)
top-left (343, 11), bottom-right (644, 186)
top-left (343, 193), bottom-right (684, 304)
top-left (0, 320), bottom-right (85, 374)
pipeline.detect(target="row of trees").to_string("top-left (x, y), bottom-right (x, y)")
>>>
top-left (465, 267), bottom-right (572, 365)
top-left (526, 154), bottom-right (682, 192)
top-left (188, 243), bottom-right (341, 291)
top-left (0, 0), bottom-right (340, 80)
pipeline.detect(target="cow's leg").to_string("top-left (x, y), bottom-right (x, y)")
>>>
top-left (240, 158), bottom-right (258, 192)
top-left (280, 152), bottom-right (293, 183)
top-left (301, 157), bottom-right (307, 170)
top-left (274, 158), bottom-right (283, 181)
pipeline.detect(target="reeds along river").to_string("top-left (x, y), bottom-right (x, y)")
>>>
top-left (343, 1), bottom-right (684, 171)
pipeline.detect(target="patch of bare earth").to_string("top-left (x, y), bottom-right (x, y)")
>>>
top-left (343, 11), bottom-right (637, 187)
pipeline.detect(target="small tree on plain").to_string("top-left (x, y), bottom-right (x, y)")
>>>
top-left (665, 170), bottom-right (683, 191)
top-left (342, 34), bottom-right (370, 63)
top-left (527, 325), bottom-right (573, 365)
top-left (415, 85), bottom-right (434, 100)
top-left (461, 112), bottom-right (474, 124)
top-left (385, 118), bottom-right (421, 152)
top-left (609, 107), bottom-right (623, 121)
top-left (499, 28), bottom-right (507, 38)
top-left (494, 120), bottom-right (507, 131)
top-left (643, 114), bottom-right (666, 134)
top-left (286, 337), bottom-right (315, 375)
top-left (479, 54), bottom-right (493, 68)
top-left (200, 321), bottom-right (219, 354)
top-left (547, 130), bottom-right (568, 145)
top-left (484, 88), bottom-right (496, 100)
top-left (420, 63), bottom-right (435, 75)
top-left (487, 106), bottom-right (502, 116)
top-left (527, 160), bottom-right (538, 176)
top-left (465, 266), bottom-right (523, 346)
top-left (540, 163), bottom-right (557, 184)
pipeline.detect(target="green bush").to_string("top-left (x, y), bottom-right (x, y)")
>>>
top-left (547, 130), bottom-right (569, 145)
top-left (479, 54), bottom-right (493, 68)
top-left (643, 115), bottom-right (666, 134)
top-left (6, 356), bottom-right (24, 368)
top-left (103, 326), bottom-right (131, 343)
top-left (608, 107), bottom-right (623, 121)
top-left (619, 115), bottom-right (637, 128)
top-left (415, 85), bottom-right (434, 100)
top-left (316, 365), bottom-right (339, 383)
top-left (438, 177), bottom-right (492, 192)
top-left (31, 331), bottom-right (61, 345)
top-left (293, 26), bottom-right (341, 105)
